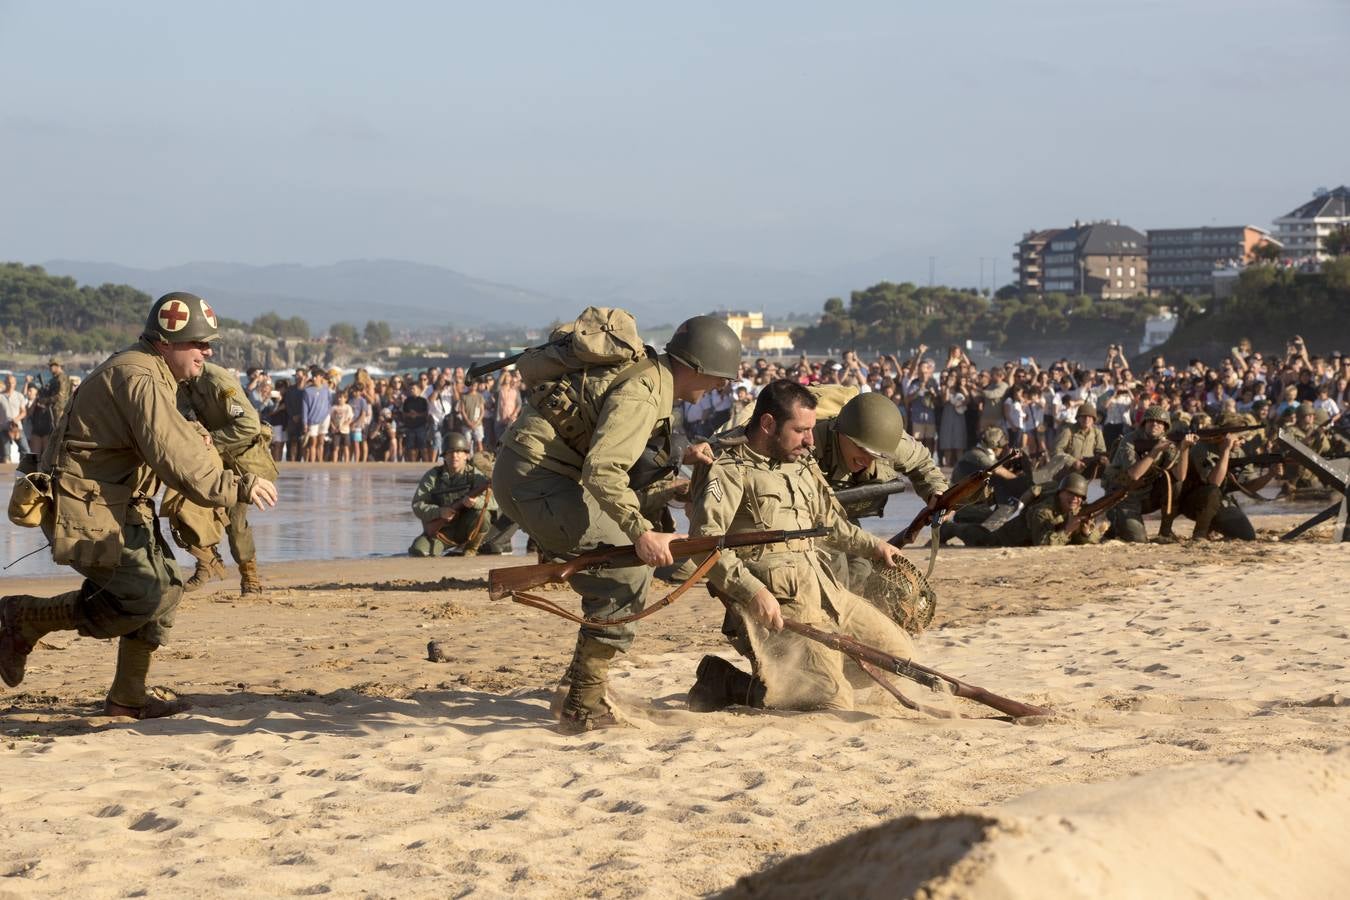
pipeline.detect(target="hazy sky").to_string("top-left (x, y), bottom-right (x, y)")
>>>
top-left (2, 0), bottom-right (1347, 291)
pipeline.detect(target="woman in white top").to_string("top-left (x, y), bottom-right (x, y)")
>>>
top-left (1002, 384), bottom-right (1028, 454)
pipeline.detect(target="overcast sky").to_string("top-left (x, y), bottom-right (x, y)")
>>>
top-left (2, 0), bottom-right (1347, 291)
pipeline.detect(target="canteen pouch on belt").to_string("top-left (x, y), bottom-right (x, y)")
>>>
top-left (7, 471), bottom-right (53, 529)
top-left (161, 488), bottom-right (226, 550)
top-left (49, 473), bottom-right (133, 568)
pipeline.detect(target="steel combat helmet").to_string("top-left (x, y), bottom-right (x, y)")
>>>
top-left (834, 392), bottom-right (903, 458)
top-left (443, 432), bottom-right (471, 454)
top-left (665, 316), bottom-right (741, 380)
top-left (1057, 473), bottom-right (1090, 498)
top-left (144, 291), bottom-right (221, 344)
top-left (979, 426), bottom-right (1007, 448)
top-left (1141, 405), bottom-right (1171, 425)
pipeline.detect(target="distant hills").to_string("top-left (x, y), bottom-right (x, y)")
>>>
top-left (40, 256), bottom-right (929, 330)
top-left (40, 259), bottom-right (566, 331)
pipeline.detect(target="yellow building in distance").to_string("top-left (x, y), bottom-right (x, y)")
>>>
top-left (715, 310), bottom-right (794, 353)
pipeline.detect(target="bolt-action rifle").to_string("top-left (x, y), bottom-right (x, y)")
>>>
top-left (487, 525), bottom-right (829, 600)
top-left (422, 481), bottom-right (492, 543)
top-left (783, 619), bottom-right (1052, 719)
top-left (887, 448), bottom-right (1023, 547)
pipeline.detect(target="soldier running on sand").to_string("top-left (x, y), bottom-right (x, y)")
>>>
top-left (1, 292), bottom-right (278, 719)
top-left (493, 314), bottom-right (740, 734)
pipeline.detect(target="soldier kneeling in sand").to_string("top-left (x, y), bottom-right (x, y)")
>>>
top-left (685, 379), bottom-right (920, 712)
top-left (409, 432), bottom-right (495, 556)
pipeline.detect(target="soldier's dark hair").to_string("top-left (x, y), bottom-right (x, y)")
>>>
top-left (750, 379), bottom-right (816, 433)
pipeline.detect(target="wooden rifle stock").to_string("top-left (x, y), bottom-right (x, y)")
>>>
top-left (488, 525), bottom-right (829, 600)
top-left (1195, 424), bottom-right (1263, 442)
top-left (783, 620), bottom-right (1052, 719)
top-left (1079, 487), bottom-right (1128, 519)
top-left (422, 482), bottom-right (491, 541)
top-left (888, 448), bottom-right (1023, 547)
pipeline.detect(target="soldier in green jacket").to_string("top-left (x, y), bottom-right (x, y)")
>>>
top-left (1046, 404), bottom-right (1108, 480)
top-left (1162, 414), bottom-right (1281, 541)
top-left (1, 292), bottom-right (277, 718)
top-left (946, 473), bottom-right (1101, 547)
top-left (175, 361), bottom-right (279, 594)
top-left (686, 380), bottom-right (919, 713)
top-left (1103, 405), bottom-right (1197, 542)
top-left (409, 432), bottom-right (494, 556)
top-left (493, 314), bottom-right (740, 734)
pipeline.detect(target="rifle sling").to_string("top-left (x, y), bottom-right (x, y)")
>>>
top-left (509, 550), bottom-right (720, 627)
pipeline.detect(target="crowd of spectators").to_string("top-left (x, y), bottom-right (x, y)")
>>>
top-left (245, 364), bottom-right (523, 464)
top-left (678, 336), bottom-right (1350, 466)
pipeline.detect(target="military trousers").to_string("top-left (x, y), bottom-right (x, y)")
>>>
top-left (223, 501), bottom-right (255, 564)
top-left (742, 553), bottom-right (916, 712)
top-left (1167, 484), bottom-right (1255, 540)
top-left (1106, 478), bottom-right (1172, 543)
top-left (43, 518), bottom-right (184, 647)
top-left (493, 447), bottom-right (651, 650)
top-left (409, 511), bottom-right (486, 557)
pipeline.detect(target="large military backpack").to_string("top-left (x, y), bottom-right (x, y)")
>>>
top-left (509, 307), bottom-right (656, 456)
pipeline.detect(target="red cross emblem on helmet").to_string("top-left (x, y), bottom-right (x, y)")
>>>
top-left (158, 299), bottom-right (190, 333)
top-left (199, 298), bottom-right (218, 329)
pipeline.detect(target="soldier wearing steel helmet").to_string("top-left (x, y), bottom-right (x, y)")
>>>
top-left (1046, 402), bottom-right (1108, 481)
top-left (1102, 404), bottom-right (1196, 542)
top-left (812, 391), bottom-right (947, 588)
top-left (941, 426), bottom-right (1028, 540)
top-left (0, 292), bottom-right (278, 719)
top-left (409, 432), bottom-right (496, 557)
top-left (493, 312), bottom-right (739, 734)
top-left (946, 472), bottom-right (1102, 547)
top-left (1160, 412), bottom-right (1278, 541)
top-left (173, 360), bottom-right (281, 594)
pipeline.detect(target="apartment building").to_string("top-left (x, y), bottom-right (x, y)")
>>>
top-left (1147, 225), bottom-right (1277, 294)
top-left (1013, 228), bottom-right (1064, 297)
top-left (1272, 186), bottom-right (1350, 260)
top-left (1020, 220), bottom-right (1147, 299)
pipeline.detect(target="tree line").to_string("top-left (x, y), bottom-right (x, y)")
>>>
top-left (790, 281), bottom-right (1189, 352)
top-left (0, 263), bottom-right (393, 355)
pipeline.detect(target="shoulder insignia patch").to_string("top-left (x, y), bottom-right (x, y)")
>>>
top-left (705, 477), bottom-right (724, 502)
top-left (229, 402), bottom-right (246, 417)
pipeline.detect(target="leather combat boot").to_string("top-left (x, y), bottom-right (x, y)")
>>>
top-left (102, 637), bottom-right (191, 719)
top-left (0, 592), bottom-right (81, 688)
top-left (238, 560), bottom-right (265, 596)
top-left (687, 655), bottom-right (766, 712)
top-left (557, 636), bottom-right (624, 735)
top-left (184, 553), bottom-right (225, 593)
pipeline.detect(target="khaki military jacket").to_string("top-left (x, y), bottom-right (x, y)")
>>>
top-left (178, 362), bottom-right (265, 470)
top-left (1188, 442), bottom-right (1260, 487)
top-left (1103, 434), bottom-right (1180, 498)
top-left (501, 354), bottom-right (675, 542)
top-left (411, 464), bottom-right (493, 523)
top-left (813, 418), bottom-right (947, 503)
top-left (39, 371), bottom-right (72, 419)
top-left (1053, 423), bottom-right (1107, 461)
top-left (1026, 495), bottom-right (1099, 546)
top-left (42, 339), bottom-right (242, 516)
top-left (688, 441), bottom-right (878, 609)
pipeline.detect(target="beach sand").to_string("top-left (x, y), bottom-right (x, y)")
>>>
top-left (1, 523), bottom-right (1347, 897)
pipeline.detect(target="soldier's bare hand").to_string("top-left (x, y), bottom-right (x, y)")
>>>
top-left (1181, 433), bottom-right (1200, 447)
top-left (683, 441), bottom-right (714, 466)
top-left (438, 506), bottom-right (460, 521)
top-left (748, 588), bottom-right (784, 632)
top-left (635, 530), bottom-right (682, 567)
top-left (249, 477), bottom-right (279, 510)
top-left (873, 541), bottom-right (903, 567)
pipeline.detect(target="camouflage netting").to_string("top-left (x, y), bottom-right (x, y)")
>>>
top-left (860, 554), bottom-right (937, 635)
